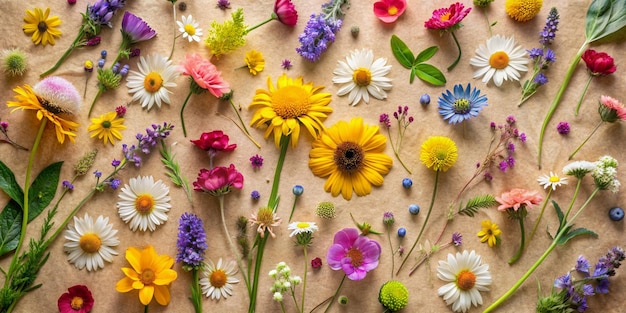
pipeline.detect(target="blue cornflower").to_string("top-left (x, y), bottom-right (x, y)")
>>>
top-left (533, 73), bottom-right (548, 86)
top-left (176, 212), bottom-right (208, 271)
top-left (438, 83), bottom-right (488, 124)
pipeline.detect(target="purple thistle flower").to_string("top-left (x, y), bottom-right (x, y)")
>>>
top-left (216, 0), bottom-right (231, 10)
top-left (176, 212), bottom-right (208, 271)
top-left (451, 232), bottom-right (462, 246)
top-left (539, 7), bottom-right (559, 45)
top-left (121, 12), bottom-right (156, 44)
top-left (556, 121), bottom-right (570, 135)
top-left (250, 154), bottom-right (264, 169)
top-left (383, 211), bottom-right (394, 225)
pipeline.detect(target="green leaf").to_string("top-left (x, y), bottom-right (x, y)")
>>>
top-left (414, 46), bottom-right (439, 64)
top-left (0, 200), bottom-right (23, 256)
top-left (557, 227), bottom-right (598, 245)
top-left (390, 35), bottom-right (415, 69)
top-left (586, 0), bottom-right (626, 43)
top-left (552, 200), bottom-right (565, 233)
top-left (458, 194), bottom-right (497, 217)
top-left (409, 68), bottom-right (416, 84)
top-left (0, 160), bottom-right (24, 207)
top-left (27, 162), bottom-right (62, 223)
top-left (414, 63), bottom-right (447, 86)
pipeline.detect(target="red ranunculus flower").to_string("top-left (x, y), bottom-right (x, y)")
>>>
top-left (373, 0), bottom-right (407, 23)
top-left (193, 164), bottom-right (244, 196)
top-left (582, 49), bottom-right (616, 76)
top-left (191, 130), bottom-right (237, 152)
top-left (274, 0), bottom-right (298, 26)
top-left (58, 285), bottom-right (94, 313)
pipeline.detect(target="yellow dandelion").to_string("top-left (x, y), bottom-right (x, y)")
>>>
top-left (87, 111), bottom-right (126, 145)
top-left (23, 7), bottom-right (62, 46)
top-left (505, 0), bottom-right (542, 22)
top-left (419, 136), bottom-right (458, 172)
top-left (249, 74), bottom-right (333, 148)
top-left (477, 220), bottom-right (502, 247)
top-left (245, 50), bottom-right (265, 75)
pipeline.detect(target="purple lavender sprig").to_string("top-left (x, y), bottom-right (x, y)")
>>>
top-left (176, 213), bottom-right (208, 271)
top-left (296, 0), bottom-right (349, 62)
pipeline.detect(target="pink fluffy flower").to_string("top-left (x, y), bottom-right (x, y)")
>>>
top-left (326, 228), bottom-right (381, 281)
top-left (423, 2), bottom-right (471, 31)
top-left (599, 95), bottom-right (626, 122)
top-left (274, 0), bottom-right (298, 26)
top-left (373, 0), bottom-right (407, 23)
top-left (193, 164), bottom-right (244, 196)
top-left (179, 53), bottom-right (230, 98)
top-left (496, 188), bottom-right (543, 212)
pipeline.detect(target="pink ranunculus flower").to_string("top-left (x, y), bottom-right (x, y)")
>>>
top-left (326, 228), bottom-right (381, 281)
top-left (191, 130), bottom-right (237, 152)
top-left (496, 188), bottom-right (543, 212)
top-left (179, 53), bottom-right (230, 98)
top-left (373, 0), bottom-right (407, 23)
top-left (274, 0), bottom-right (298, 26)
top-left (424, 2), bottom-right (471, 31)
top-left (193, 164), bottom-right (244, 196)
top-left (581, 49), bottom-right (616, 76)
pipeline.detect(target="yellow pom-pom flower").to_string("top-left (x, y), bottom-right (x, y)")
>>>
top-left (505, 0), bottom-right (543, 22)
top-left (419, 136), bottom-right (458, 172)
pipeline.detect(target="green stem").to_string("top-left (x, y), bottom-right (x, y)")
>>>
top-left (323, 275), bottom-right (346, 313)
top-left (482, 7), bottom-right (492, 37)
top-left (280, 301), bottom-right (287, 313)
top-left (180, 90), bottom-right (193, 137)
top-left (537, 42), bottom-right (588, 169)
top-left (564, 178), bottom-right (583, 223)
top-left (288, 195), bottom-right (300, 223)
top-left (218, 195), bottom-right (250, 292)
top-left (228, 99), bottom-right (261, 148)
top-left (527, 189), bottom-right (552, 246)
top-left (245, 13), bottom-right (277, 34)
top-left (387, 227), bottom-right (395, 278)
top-left (575, 76), bottom-right (593, 116)
top-left (301, 246), bottom-right (308, 313)
top-left (508, 217), bottom-right (526, 265)
top-left (87, 87), bottom-right (104, 118)
top-left (568, 120), bottom-right (604, 160)
top-left (447, 31), bottom-right (462, 72)
top-left (144, 304), bottom-right (149, 313)
top-left (397, 170), bottom-right (440, 276)
top-left (248, 234), bottom-right (267, 313)
top-left (40, 27), bottom-right (86, 77)
top-left (191, 269), bottom-right (202, 313)
top-left (168, 3), bottom-right (177, 61)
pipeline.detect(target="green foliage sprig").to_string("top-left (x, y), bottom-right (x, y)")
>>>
top-left (390, 35), bottom-right (446, 86)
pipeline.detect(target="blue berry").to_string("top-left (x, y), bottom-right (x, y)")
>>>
top-left (420, 94), bottom-right (430, 105)
top-left (609, 207), bottom-right (624, 221)
top-left (402, 178), bottom-right (413, 189)
top-left (292, 185), bottom-right (304, 196)
top-left (409, 204), bottom-right (420, 215)
top-left (397, 227), bottom-right (406, 237)
top-left (101, 50), bottom-right (107, 58)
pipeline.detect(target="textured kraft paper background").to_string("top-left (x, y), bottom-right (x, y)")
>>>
top-left (0, 0), bottom-right (625, 312)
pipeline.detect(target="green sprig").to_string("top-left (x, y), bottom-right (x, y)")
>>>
top-left (390, 35), bottom-right (446, 86)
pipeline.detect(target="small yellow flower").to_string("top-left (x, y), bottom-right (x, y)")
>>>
top-left (87, 111), bottom-right (126, 145)
top-left (245, 50), bottom-right (265, 75)
top-left (505, 0), bottom-right (542, 22)
top-left (419, 136), bottom-right (458, 172)
top-left (477, 220), bottom-right (501, 247)
top-left (23, 7), bottom-right (62, 46)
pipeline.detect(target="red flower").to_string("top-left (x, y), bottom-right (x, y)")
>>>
top-left (582, 49), bottom-right (616, 76)
top-left (58, 285), bottom-right (94, 313)
top-left (193, 164), bottom-right (244, 196)
top-left (274, 0), bottom-right (298, 26)
top-left (191, 130), bottom-right (237, 152)
top-left (311, 257), bottom-right (323, 269)
top-left (373, 0), bottom-right (407, 23)
top-left (424, 2), bottom-right (471, 30)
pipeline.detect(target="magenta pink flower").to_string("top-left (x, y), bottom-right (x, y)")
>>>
top-left (582, 49), bottom-right (616, 76)
top-left (274, 0), bottom-right (298, 26)
top-left (191, 130), bottom-right (237, 152)
top-left (193, 164), bottom-right (244, 196)
top-left (496, 188), bottom-right (543, 212)
top-left (326, 228), bottom-right (381, 281)
top-left (599, 95), bottom-right (626, 122)
top-left (58, 285), bottom-right (94, 313)
top-left (179, 53), bottom-right (230, 98)
top-left (373, 0), bottom-right (407, 23)
top-left (424, 2), bottom-right (471, 31)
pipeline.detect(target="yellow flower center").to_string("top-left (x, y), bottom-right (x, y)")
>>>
top-left (135, 194), bottom-right (155, 214)
top-left (352, 68), bottom-right (372, 87)
top-left (334, 141), bottom-right (364, 174)
top-left (487, 229), bottom-right (493, 235)
top-left (440, 12), bottom-right (451, 21)
top-left (346, 247), bottom-right (363, 267)
top-left (256, 207), bottom-right (275, 225)
top-left (184, 24), bottom-right (196, 35)
top-left (210, 269), bottom-right (227, 288)
top-left (549, 175), bottom-right (560, 183)
top-left (37, 21), bottom-right (48, 33)
top-left (387, 5), bottom-right (398, 15)
top-left (456, 270), bottom-right (476, 291)
top-left (140, 268), bottom-right (156, 285)
top-left (143, 72), bottom-right (164, 93)
top-left (79, 233), bottom-right (101, 253)
top-left (70, 296), bottom-right (84, 310)
top-left (297, 222), bottom-right (311, 229)
top-left (101, 120), bottom-right (112, 129)
top-left (271, 85), bottom-right (310, 119)
top-left (453, 98), bottom-right (471, 114)
top-left (489, 51), bottom-right (510, 69)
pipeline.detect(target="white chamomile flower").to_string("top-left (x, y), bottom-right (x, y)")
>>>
top-left (562, 160), bottom-right (596, 179)
top-left (177, 14), bottom-right (203, 42)
top-left (332, 48), bottom-right (392, 106)
top-left (469, 34), bottom-right (528, 87)
top-left (437, 250), bottom-right (492, 313)
top-left (126, 53), bottom-right (179, 111)
top-left (117, 175), bottom-right (171, 232)
top-left (200, 258), bottom-right (240, 300)
top-left (63, 213), bottom-right (119, 271)
top-left (287, 221), bottom-right (318, 237)
top-left (537, 171), bottom-right (568, 190)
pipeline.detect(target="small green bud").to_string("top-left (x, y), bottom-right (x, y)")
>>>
top-left (338, 295), bottom-right (348, 305)
top-left (2, 48), bottom-right (28, 77)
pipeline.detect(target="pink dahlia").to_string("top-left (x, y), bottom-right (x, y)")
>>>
top-left (179, 53), bottom-right (230, 98)
top-left (326, 228), bottom-right (381, 281)
top-left (496, 188), bottom-right (543, 212)
top-left (373, 0), bottom-right (407, 23)
top-left (193, 164), bottom-right (244, 196)
top-left (424, 2), bottom-right (471, 31)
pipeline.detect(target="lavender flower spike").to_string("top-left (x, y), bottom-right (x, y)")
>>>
top-left (121, 12), bottom-right (157, 44)
top-left (539, 7), bottom-right (559, 45)
top-left (176, 213), bottom-right (208, 271)
top-left (88, 0), bottom-right (127, 30)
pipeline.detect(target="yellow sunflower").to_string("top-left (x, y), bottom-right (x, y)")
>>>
top-left (7, 82), bottom-right (80, 144)
top-left (309, 117), bottom-right (393, 200)
top-left (419, 136), bottom-right (458, 172)
top-left (87, 111), bottom-right (126, 145)
top-left (249, 74), bottom-right (332, 148)
top-left (23, 7), bottom-right (62, 46)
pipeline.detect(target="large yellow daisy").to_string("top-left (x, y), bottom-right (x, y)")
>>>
top-left (87, 111), bottom-right (126, 145)
top-left (249, 74), bottom-right (332, 148)
top-left (23, 7), bottom-right (62, 46)
top-left (309, 117), bottom-right (393, 200)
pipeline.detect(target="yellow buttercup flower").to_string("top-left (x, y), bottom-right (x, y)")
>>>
top-left (115, 245), bottom-right (177, 306)
top-left (87, 111), bottom-right (126, 145)
top-left (419, 136), bottom-right (458, 172)
top-left (249, 74), bottom-right (332, 148)
top-left (23, 7), bottom-right (62, 46)
top-left (309, 117), bottom-right (393, 200)
top-left (245, 50), bottom-right (265, 75)
top-left (477, 220), bottom-right (502, 247)
top-left (505, 0), bottom-right (542, 22)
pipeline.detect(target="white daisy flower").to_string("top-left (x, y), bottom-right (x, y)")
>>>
top-left (63, 213), bottom-right (119, 271)
top-left (562, 160), bottom-right (596, 179)
top-left (287, 221), bottom-right (318, 237)
top-left (437, 250), bottom-right (492, 313)
top-left (200, 258), bottom-right (240, 300)
top-left (537, 171), bottom-right (568, 191)
top-left (126, 53), bottom-right (179, 111)
top-left (117, 175), bottom-right (171, 232)
top-left (332, 48), bottom-right (392, 106)
top-left (469, 35), bottom-right (528, 87)
top-left (177, 14), bottom-right (203, 42)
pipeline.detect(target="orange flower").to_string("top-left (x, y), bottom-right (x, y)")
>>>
top-left (496, 188), bottom-right (542, 212)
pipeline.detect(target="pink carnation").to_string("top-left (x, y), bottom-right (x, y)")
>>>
top-left (424, 2), bottom-right (471, 30)
top-left (496, 188), bottom-right (543, 212)
top-left (193, 164), bottom-right (243, 195)
top-left (600, 95), bottom-right (626, 121)
top-left (274, 0), bottom-right (298, 26)
top-left (373, 0), bottom-right (407, 24)
top-left (326, 228), bottom-right (381, 281)
top-left (179, 53), bottom-right (230, 98)
top-left (191, 130), bottom-right (237, 152)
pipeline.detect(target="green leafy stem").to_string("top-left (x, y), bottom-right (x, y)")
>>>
top-left (390, 35), bottom-right (446, 86)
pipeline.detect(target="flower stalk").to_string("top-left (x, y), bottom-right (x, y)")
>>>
top-left (447, 31), bottom-right (462, 71)
top-left (568, 120), bottom-right (603, 160)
